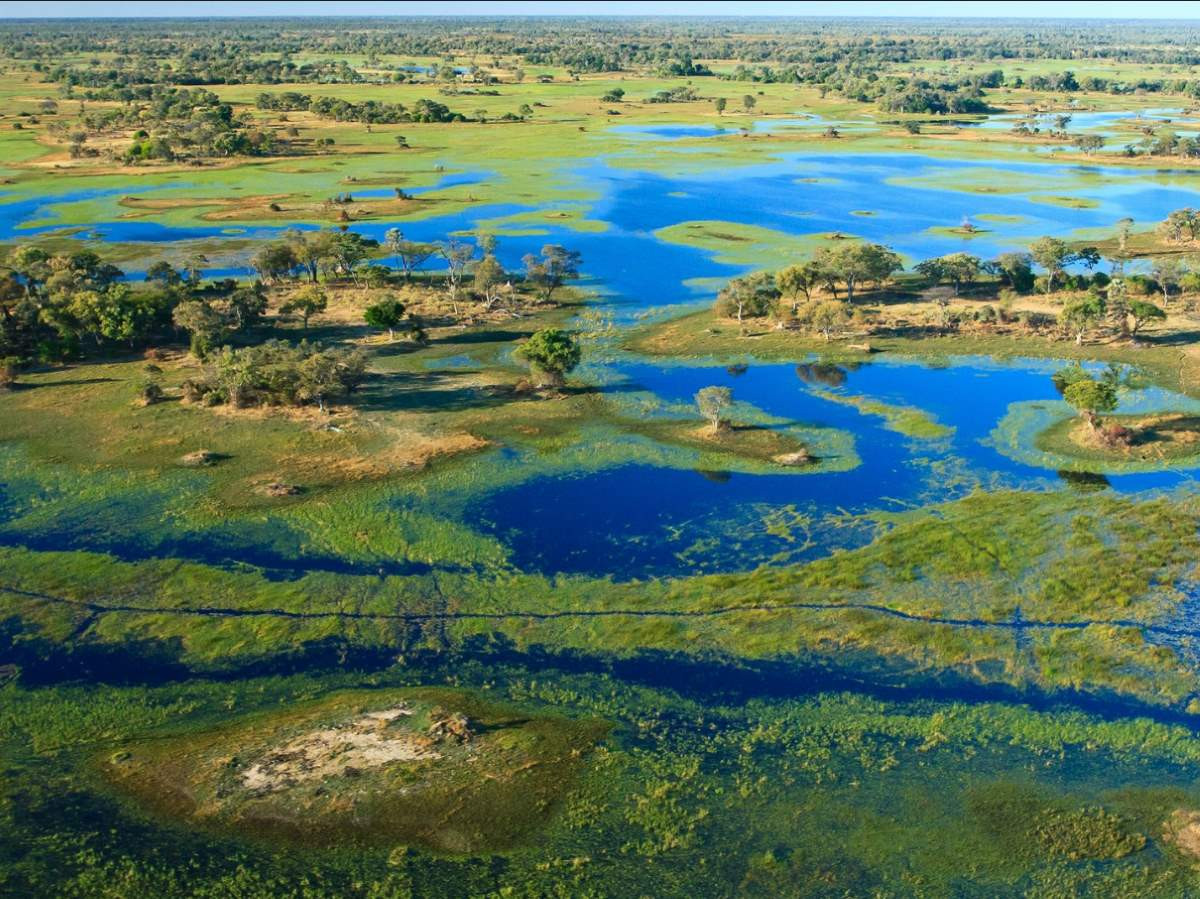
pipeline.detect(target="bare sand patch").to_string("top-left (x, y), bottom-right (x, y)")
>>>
top-left (241, 705), bottom-right (438, 793)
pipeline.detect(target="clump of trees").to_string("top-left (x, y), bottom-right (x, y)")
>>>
top-left (711, 242), bottom-right (901, 337)
top-left (255, 92), bottom-right (466, 124)
top-left (185, 339), bottom-right (366, 412)
top-left (1, 247), bottom-right (190, 362)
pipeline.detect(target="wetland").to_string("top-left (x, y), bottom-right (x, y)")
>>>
top-left (5, 10), bottom-right (1200, 898)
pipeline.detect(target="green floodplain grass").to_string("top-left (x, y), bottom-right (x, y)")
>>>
top-left (2, 486), bottom-right (1198, 714)
top-left (4, 61), bottom-right (1198, 245)
top-left (9, 653), bottom-right (1200, 894)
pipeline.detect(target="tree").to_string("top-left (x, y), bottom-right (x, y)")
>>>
top-left (385, 228), bottom-right (405, 269)
top-left (0, 356), bottom-right (19, 389)
top-left (183, 253), bottom-right (208, 286)
top-left (916, 253), bottom-right (982, 295)
top-left (1128, 299), bottom-right (1166, 335)
top-left (805, 300), bottom-right (849, 340)
top-left (298, 348), bottom-right (365, 412)
top-left (742, 94), bottom-right (756, 111)
top-left (522, 244), bottom-right (582, 302)
top-left (364, 295), bottom-right (406, 340)
top-left (250, 242), bottom-right (299, 283)
top-left (1150, 256), bottom-right (1186, 304)
top-left (1162, 208), bottom-right (1200, 243)
top-left (326, 231), bottom-right (377, 286)
top-left (439, 238), bottom-right (477, 314)
top-left (1106, 276), bottom-right (1131, 337)
top-left (993, 252), bottom-right (1035, 293)
top-left (1063, 377), bottom-right (1118, 430)
top-left (1073, 134), bottom-right (1104, 155)
top-left (776, 262), bottom-right (823, 307)
top-left (145, 260), bottom-right (182, 287)
top-left (816, 243), bottom-right (902, 303)
top-left (515, 327), bottom-right (581, 387)
top-left (280, 285), bottom-right (327, 330)
top-left (227, 285), bottom-right (268, 332)
top-left (473, 254), bottom-right (506, 309)
top-left (172, 298), bottom-right (225, 358)
top-left (288, 229), bottom-right (336, 283)
top-left (1029, 237), bottom-right (1099, 293)
top-left (716, 272), bottom-right (778, 330)
top-left (714, 97), bottom-right (727, 115)
top-left (391, 237), bottom-right (437, 281)
top-left (695, 385), bottom-right (733, 434)
top-left (1061, 293), bottom-right (1106, 345)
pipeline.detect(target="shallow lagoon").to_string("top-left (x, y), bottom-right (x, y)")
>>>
top-left (472, 355), bottom-right (1200, 578)
top-left (7, 149), bottom-right (1200, 273)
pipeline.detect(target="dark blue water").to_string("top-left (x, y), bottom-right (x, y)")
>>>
top-left (468, 358), bottom-right (1200, 578)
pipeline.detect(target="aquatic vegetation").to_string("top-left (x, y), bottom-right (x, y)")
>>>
top-left (807, 388), bottom-right (954, 440)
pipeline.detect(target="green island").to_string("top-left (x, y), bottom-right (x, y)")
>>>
top-left (5, 8), bottom-right (1200, 898)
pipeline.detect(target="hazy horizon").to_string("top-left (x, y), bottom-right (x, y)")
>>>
top-left (2, 1), bottom-right (1198, 21)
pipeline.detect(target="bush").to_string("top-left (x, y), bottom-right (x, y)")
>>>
top-left (139, 381), bottom-right (165, 405)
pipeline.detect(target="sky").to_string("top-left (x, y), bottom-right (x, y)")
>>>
top-left (0, 0), bottom-right (1197, 19)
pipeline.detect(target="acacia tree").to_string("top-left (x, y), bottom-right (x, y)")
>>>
top-left (183, 253), bottom-right (208, 286)
top-left (1150, 256), bottom-right (1186, 305)
top-left (695, 385), bottom-right (733, 434)
top-left (1161, 208), bottom-right (1200, 243)
top-left (1128, 298), bottom-right (1166, 334)
top-left (326, 231), bottom-right (377, 286)
top-left (473, 254), bottom-right (506, 309)
top-left (776, 261), bottom-right (824, 308)
top-left (716, 272), bottom-right (778, 332)
top-left (391, 237), bottom-right (437, 281)
top-left (816, 243), bottom-right (902, 302)
top-left (515, 327), bottom-right (581, 387)
top-left (364, 295), bottom-right (406, 340)
top-left (992, 251), bottom-right (1035, 293)
top-left (250, 242), bottom-right (299, 283)
top-left (288, 229), bottom-right (334, 283)
top-left (916, 253), bottom-right (982, 295)
top-left (172, 298), bottom-right (225, 358)
top-left (1061, 293), bottom-right (1106, 344)
top-left (440, 238), bottom-right (477, 314)
top-left (1063, 377), bottom-right (1118, 430)
top-left (807, 300), bottom-right (849, 340)
top-left (1029, 237), bottom-right (1100, 293)
top-left (522, 244), bottom-right (582, 302)
top-left (281, 285), bottom-right (327, 330)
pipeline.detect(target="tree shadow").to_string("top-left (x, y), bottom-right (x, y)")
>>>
top-left (352, 370), bottom-right (523, 413)
top-left (9, 377), bottom-right (120, 390)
